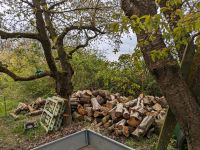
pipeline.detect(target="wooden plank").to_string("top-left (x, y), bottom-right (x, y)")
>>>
top-left (156, 108), bottom-right (177, 150)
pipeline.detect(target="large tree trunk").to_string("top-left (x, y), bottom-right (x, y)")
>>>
top-left (121, 1), bottom-right (200, 149)
top-left (55, 62), bottom-right (74, 125)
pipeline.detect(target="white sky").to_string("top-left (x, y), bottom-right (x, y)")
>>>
top-left (90, 32), bottom-right (137, 61)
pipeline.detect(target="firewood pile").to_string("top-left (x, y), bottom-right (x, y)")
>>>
top-left (10, 97), bottom-right (46, 119)
top-left (70, 90), bottom-right (168, 138)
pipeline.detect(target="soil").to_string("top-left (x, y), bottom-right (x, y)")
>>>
top-left (0, 118), bottom-right (22, 150)
top-left (22, 122), bottom-right (85, 150)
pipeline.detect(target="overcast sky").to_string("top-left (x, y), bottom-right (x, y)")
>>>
top-left (90, 32), bottom-right (137, 61)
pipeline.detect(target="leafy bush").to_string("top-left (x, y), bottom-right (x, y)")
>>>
top-left (0, 47), bottom-right (161, 105)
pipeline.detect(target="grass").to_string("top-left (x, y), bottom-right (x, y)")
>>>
top-left (125, 135), bottom-right (158, 150)
top-left (12, 121), bottom-right (46, 140)
top-left (0, 97), bottom-right (21, 117)
top-left (1, 115), bottom-right (45, 138)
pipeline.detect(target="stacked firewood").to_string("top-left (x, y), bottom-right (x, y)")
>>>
top-left (70, 90), bottom-right (168, 138)
top-left (10, 97), bottom-right (46, 119)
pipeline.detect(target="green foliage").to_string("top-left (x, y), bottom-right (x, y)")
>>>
top-left (109, 1), bottom-right (200, 62)
top-left (0, 97), bottom-right (19, 117)
top-left (71, 49), bottom-right (161, 97)
top-left (0, 47), bottom-right (160, 105)
top-left (12, 121), bottom-right (46, 140)
top-left (125, 135), bottom-right (158, 150)
top-left (0, 44), bottom-right (55, 104)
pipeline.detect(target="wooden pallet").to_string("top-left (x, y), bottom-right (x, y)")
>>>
top-left (40, 96), bottom-right (66, 132)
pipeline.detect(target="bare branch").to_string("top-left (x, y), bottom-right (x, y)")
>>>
top-left (48, 0), bottom-right (66, 10)
top-left (48, 6), bottom-right (114, 14)
top-left (68, 32), bottom-right (99, 56)
top-left (58, 25), bottom-right (105, 42)
top-left (21, 0), bottom-right (34, 7)
top-left (0, 64), bottom-right (51, 81)
top-left (0, 30), bottom-right (40, 40)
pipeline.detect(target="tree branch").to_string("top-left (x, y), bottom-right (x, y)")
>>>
top-left (32, 0), bottom-right (58, 74)
top-left (0, 30), bottom-right (40, 40)
top-left (48, 6), bottom-right (114, 14)
top-left (48, 0), bottom-right (66, 10)
top-left (68, 32), bottom-right (99, 57)
top-left (41, 0), bottom-right (58, 40)
top-left (21, 0), bottom-right (34, 7)
top-left (57, 25), bottom-right (105, 42)
top-left (0, 64), bottom-right (51, 81)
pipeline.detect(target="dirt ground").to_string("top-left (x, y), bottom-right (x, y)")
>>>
top-left (0, 118), bottom-right (22, 150)
top-left (0, 116), bottom-right (161, 150)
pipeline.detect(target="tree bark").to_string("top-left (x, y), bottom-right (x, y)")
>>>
top-left (55, 70), bottom-right (73, 125)
top-left (121, 1), bottom-right (200, 149)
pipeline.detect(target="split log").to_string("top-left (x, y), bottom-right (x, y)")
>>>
top-left (82, 90), bottom-right (93, 96)
top-left (85, 107), bottom-right (93, 117)
top-left (91, 98), bottom-right (101, 111)
top-left (130, 110), bottom-right (142, 121)
top-left (110, 95), bottom-right (115, 101)
top-left (100, 106), bottom-right (110, 116)
top-left (123, 108), bottom-right (130, 119)
top-left (114, 93), bottom-right (120, 99)
top-left (143, 96), bottom-right (151, 105)
top-left (83, 104), bottom-right (92, 108)
top-left (104, 120), bottom-right (112, 128)
top-left (118, 96), bottom-right (129, 103)
top-left (145, 106), bottom-right (153, 112)
top-left (109, 107), bottom-right (117, 121)
top-left (84, 116), bottom-right (93, 122)
top-left (72, 111), bottom-right (82, 121)
top-left (108, 124), bottom-right (115, 132)
top-left (79, 95), bottom-right (91, 104)
top-left (115, 103), bottom-right (124, 118)
top-left (122, 126), bottom-right (130, 137)
top-left (102, 115), bottom-right (110, 124)
top-left (96, 95), bottom-right (106, 105)
top-left (146, 95), bottom-right (156, 104)
top-left (77, 104), bottom-right (87, 116)
top-left (92, 90), bottom-right (111, 100)
top-left (115, 119), bottom-right (126, 130)
top-left (32, 98), bottom-right (46, 109)
top-left (124, 99), bottom-right (137, 107)
top-left (115, 128), bottom-right (123, 136)
top-left (152, 103), bottom-right (162, 112)
top-left (96, 122), bottom-right (103, 127)
top-left (93, 111), bottom-right (104, 118)
top-left (15, 102), bottom-right (29, 115)
top-left (70, 100), bottom-right (79, 106)
top-left (27, 110), bottom-right (43, 116)
top-left (74, 90), bottom-right (83, 97)
top-left (155, 96), bottom-right (168, 108)
top-left (131, 128), bottom-right (144, 138)
top-left (106, 99), bottom-right (117, 109)
top-left (10, 113), bottom-right (19, 120)
top-left (132, 116), bottom-right (155, 137)
top-left (137, 107), bottom-right (147, 115)
top-left (127, 117), bottom-right (140, 127)
top-left (146, 111), bottom-right (158, 117)
top-left (70, 97), bottom-right (79, 101)
top-left (27, 105), bottom-right (34, 112)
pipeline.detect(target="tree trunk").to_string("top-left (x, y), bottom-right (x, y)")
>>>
top-left (121, 1), bottom-right (200, 149)
top-left (55, 64), bottom-right (74, 125)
